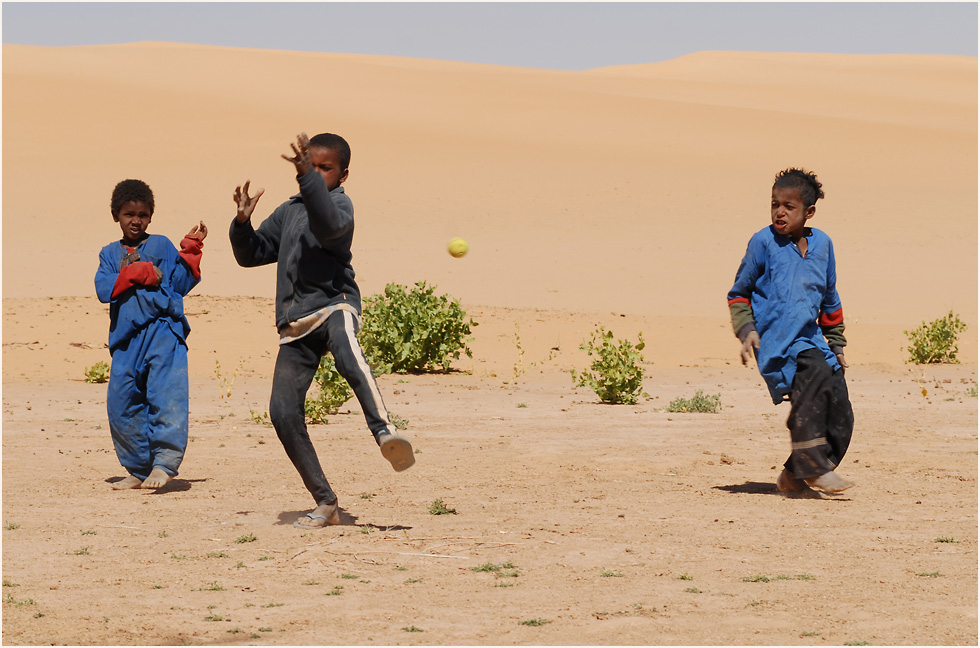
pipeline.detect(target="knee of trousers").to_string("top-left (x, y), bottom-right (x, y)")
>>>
top-left (269, 397), bottom-right (306, 433)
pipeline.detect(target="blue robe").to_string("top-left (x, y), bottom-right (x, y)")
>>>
top-left (94, 234), bottom-right (200, 479)
top-left (728, 226), bottom-right (843, 404)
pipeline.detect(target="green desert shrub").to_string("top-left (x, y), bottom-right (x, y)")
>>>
top-left (305, 355), bottom-right (353, 423)
top-left (666, 390), bottom-right (722, 413)
top-left (84, 361), bottom-right (110, 384)
top-left (360, 281), bottom-right (477, 374)
top-left (904, 311), bottom-right (967, 364)
top-left (571, 327), bottom-right (648, 404)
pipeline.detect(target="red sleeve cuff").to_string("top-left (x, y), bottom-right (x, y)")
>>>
top-left (819, 307), bottom-right (844, 327)
top-left (728, 297), bottom-right (751, 306)
top-left (179, 235), bottom-right (204, 280)
top-left (111, 261), bottom-right (158, 298)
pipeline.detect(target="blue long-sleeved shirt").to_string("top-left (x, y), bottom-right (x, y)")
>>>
top-left (95, 234), bottom-right (201, 351)
top-left (727, 225), bottom-right (844, 404)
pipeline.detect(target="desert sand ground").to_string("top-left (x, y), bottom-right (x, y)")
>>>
top-left (2, 44), bottom-right (977, 645)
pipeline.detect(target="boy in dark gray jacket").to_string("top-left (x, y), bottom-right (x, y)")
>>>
top-left (230, 132), bottom-right (414, 529)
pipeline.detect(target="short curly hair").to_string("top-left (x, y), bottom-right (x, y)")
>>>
top-left (308, 133), bottom-right (351, 170)
top-left (772, 168), bottom-right (824, 208)
top-left (111, 179), bottom-right (155, 217)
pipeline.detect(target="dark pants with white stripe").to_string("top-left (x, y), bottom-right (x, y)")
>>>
top-left (269, 310), bottom-right (394, 506)
top-left (784, 348), bottom-right (854, 480)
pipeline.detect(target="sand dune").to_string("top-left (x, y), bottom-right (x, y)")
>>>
top-left (2, 43), bottom-right (977, 365)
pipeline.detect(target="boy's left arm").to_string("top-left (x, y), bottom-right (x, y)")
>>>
top-left (171, 222), bottom-right (207, 296)
top-left (819, 239), bottom-right (847, 367)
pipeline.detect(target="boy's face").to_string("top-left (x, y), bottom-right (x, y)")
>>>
top-left (770, 186), bottom-right (814, 240)
top-left (114, 200), bottom-right (152, 245)
top-left (309, 147), bottom-right (348, 191)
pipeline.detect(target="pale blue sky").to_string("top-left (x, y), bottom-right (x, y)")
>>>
top-left (2, 2), bottom-right (977, 70)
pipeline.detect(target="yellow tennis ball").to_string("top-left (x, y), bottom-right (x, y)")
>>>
top-left (447, 237), bottom-right (468, 258)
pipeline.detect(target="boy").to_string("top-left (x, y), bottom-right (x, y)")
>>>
top-left (95, 179), bottom-right (206, 489)
top-left (230, 132), bottom-right (414, 529)
top-left (727, 168), bottom-right (854, 495)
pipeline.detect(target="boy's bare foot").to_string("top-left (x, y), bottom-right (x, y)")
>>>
top-left (140, 467), bottom-right (173, 489)
top-left (804, 471), bottom-right (854, 493)
top-left (379, 433), bottom-right (415, 472)
top-left (776, 468), bottom-right (806, 493)
top-left (111, 475), bottom-right (143, 490)
top-left (294, 502), bottom-right (341, 529)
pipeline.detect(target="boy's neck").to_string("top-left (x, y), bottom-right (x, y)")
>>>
top-left (121, 233), bottom-right (149, 248)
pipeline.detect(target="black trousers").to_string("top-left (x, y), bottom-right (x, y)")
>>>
top-left (784, 348), bottom-right (854, 480)
top-left (269, 310), bottom-right (394, 506)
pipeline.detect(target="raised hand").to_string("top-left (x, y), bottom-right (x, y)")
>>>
top-left (187, 220), bottom-right (208, 240)
top-left (233, 180), bottom-right (265, 224)
top-left (281, 132), bottom-right (312, 176)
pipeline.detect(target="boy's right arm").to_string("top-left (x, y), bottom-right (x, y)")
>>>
top-left (229, 180), bottom-right (280, 267)
top-left (727, 237), bottom-right (764, 365)
top-left (95, 247), bottom-right (161, 303)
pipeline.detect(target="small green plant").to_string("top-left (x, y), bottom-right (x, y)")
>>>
top-left (685, 587), bottom-right (702, 593)
top-left (249, 409), bottom-right (272, 425)
top-left (904, 311), bottom-right (967, 364)
top-left (360, 281), bottom-right (478, 374)
top-left (81, 529), bottom-right (97, 536)
top-left (3, 580), bottom-right (18, 587)
top-left (934, 536), bottom-right (958, 543)
top-left (84, 361), bottom-right (110, 383)
top-left (395, 566), bottom-right (408, 571)
top-left (236, 533), bottom-right (257, 544)
top-left (261, 602), bottom-right (284, 608)
top-left (214, 359), bottom-right (243, 398)
top-left (403, 625), bottom-right (424, 632)
top-left (967, 384), bottom-right (978, 397)
top-left (428, 498), bottom-right (457, 515)
top-left (259, 627), bottom-right (273, 632)
top-left (742, 575), bottom-right (770, 582)
top-left (69, 547), bottom-right (91, 555)
top-left (360, 493), bottom-right (374, 500)
top-left (226, 627), bottom-right (242, 634)
top-left (517, 402), bottom-right (527, 408)
top-left (4, 522), bottom-right (20, 530)
top-left (258, 556), bottom-right (271, 561)
top-left (3, 593), bottom-right (36, 606)
top-left (341, 573), bottom-right (358, 580)
top-left (916, 571), bottom-right (942, 578)
top-left (666, 390), bottom-right (722, 413)
top-left (152, 584), bottom-right (164, 589)
top-left (844, 641), bottom-right (870, 646)
top-left (800, 631), bottom-right (821, 637)
top-left (200, 582), bottom-right (225, 591)
top-left (600, 569), bottom-right (624, 578)
top-left (326, 585), bottom-right (344, 595)
top-left (404, 577), bottom-right (422, 584)
top-left (678, 573), bottom-right (693, 581)
top-left (302, 579), bottom-right (320, 586)
top-left (520, 618), bottom-right (551, 627)
top-left (33, 612), bottom-right (45, 618)
top-left (206, 551), bottom-right (228, 558)
top-left (571, 327), bottom-right (648, 404)
top-left (746, 600), bottom-right (764, 607)
top-left (305, 354), bottom-right (353, 424)
top-left (170, 553), bottom-right (186, 560)
top-left (204, 613), bottom-right (224, 622)
top-left (358, 525), bottom-right (374, 534)
top-left (234, 561), bottom-right (245, 569)
top-left (389, 412), bottom-right (409, 430)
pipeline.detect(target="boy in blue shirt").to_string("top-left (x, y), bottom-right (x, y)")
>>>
top-left (95, 179), bottom-right (206, 489)
top-left (230, 132), bottom-right (414, 529)
top-left (727, 168), bottom-right (854, 495)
